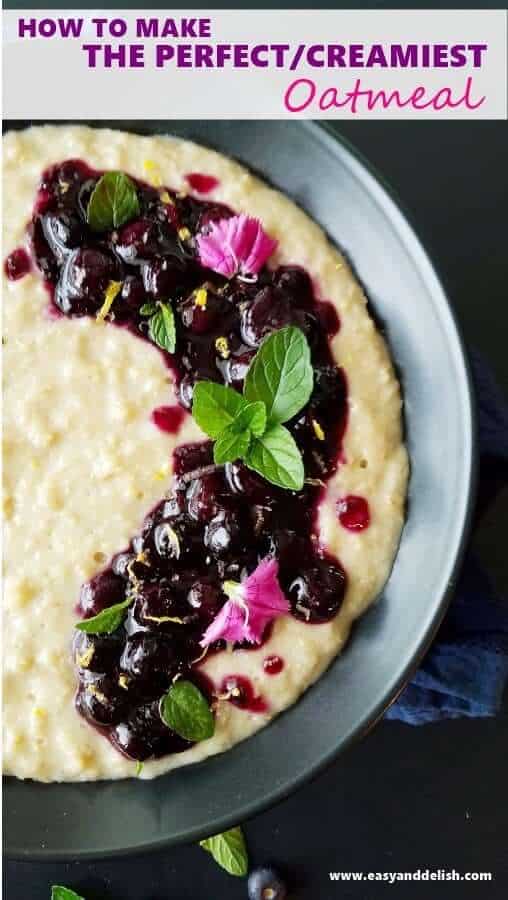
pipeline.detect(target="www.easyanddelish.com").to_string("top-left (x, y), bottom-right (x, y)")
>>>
top-left (329, 870), bottom-right (493, 884)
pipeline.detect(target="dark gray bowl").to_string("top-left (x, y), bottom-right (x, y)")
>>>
top-left (3, 121), bottom-right (475, 859)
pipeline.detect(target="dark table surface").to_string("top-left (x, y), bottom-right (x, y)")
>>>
top-left (5, 121), bottom-right (508, 899)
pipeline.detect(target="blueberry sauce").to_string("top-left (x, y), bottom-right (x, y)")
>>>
top-left (185, 172), bottom-right (220, 194)
top-left (337, 495), bottom-right (370, 531)
top-left (151, 405), bottom-right (186, 435)
top-left (21, 159), bottom-right (350, 762)
top-left (221, 675), bottom-right (268, 713)
top-left (4, 247), bottom-right (31, 281)
top-left (263, 655), bottom-right (284, 675)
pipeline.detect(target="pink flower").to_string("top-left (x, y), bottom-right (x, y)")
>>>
top-left (196, 214), bottom-right (278, 278)
top-left (200, 557), bottom-right (289, 647)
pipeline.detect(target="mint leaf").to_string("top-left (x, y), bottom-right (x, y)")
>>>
top-left (214, 424), bottom-right (251, 465)
top-left (244, 326), bottom-right (313, 425)
top-left (231, 401), bottom-right (267, 438)
top-left (193, 382), bottom-right (246, 439)
top-left (51, 888), bottom-right (85, 900)
top-left (160, 680), bottom-right (214, 742)
top-left (199, 827), bottom-right (248, 877)
top-left (148, 302), bottom-right (176, 353)
top-left (87, 172), bottom-right (140, 232)
top-left (246, 424), bottom-right (304, 490)
top-left (139, 302), bottom-right (157, 316)
top-left (76, 597), bottom-right (131, 635)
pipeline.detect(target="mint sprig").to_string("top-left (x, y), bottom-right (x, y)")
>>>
top-left (160, 679), bottom-right (215, 742)
top-left (246, 423), bottom-right (304, 491)
top-left (146, 301), bottom-right (176, 353)
top-left (192, 326), bottom-right (313, 490)
top-left (199, 826), bottom-right (249, 877)
top-left (244, 325), bottom-right (313, 424)
top-left (193, 382), bottom-right (245, 438)
top-left (87, 172), bottom-right (140, 232)
top-left (75, 597), bottom-right (131, 635)
top-left (51, 888), bottom-right (85, 900)
top-left (214, 424), bottom-right (251, 465)
top-left (232, 401), bottom-right (267, 437)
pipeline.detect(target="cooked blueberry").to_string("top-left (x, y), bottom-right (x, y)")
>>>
top-left (73, 630), bottom-right (123, 673)
top-left (248, 866), bottom-right (287, 900)
top-left (120, 633), bottom-right (178, 683)
top-left (134, 583), bottom-right (183, 626)
top-left (114, 218), bottom-right (159, 264)
top-left (111, 701), bottom-right (191, 760)
top-left (267, 529), bottom-right (311, 575)
top-left (153, 520), bottom-right (183, 559)
top-left (187, 580), bottom-right (221, 622)
top-left (311, 365), bottom-right (347, 417)
top-left (177, 373), bottom-right (196, 409)
top-left (186, 473), bottom-right (223, 522)
top-left (220, 349), bottom-right (255, 390)
top-left (41, 211), bottom-right (83, 260)
top-left (225, 462), bottom-right (276, 504)
top-left (274, 264), bottom-right (312, 306)
top-left (119, 275), bottom-right (147, 314)
top-left (179, 289), bottom-right (228, 335)
top-left (29, 217), bottom-right (59, 280)
top-left (55, 247), bottom-right (117, 315)
top-left (197, 202), bottom-right (233, 231)
top-left (240, 286), bottom-right (294, 347)
top-left (111, 714), bottom-right (157, 761)
top-left (111, 552), bottom-right (135, 579)
top-left (75, 676), bottom-right (128, 726)
top-left (173, 441), bottom-right (214, 476)
top-left (204, 507), bottom-right (240, 557)
top-left (289, 559), bottom-right (346, 623)
top-left (153, 516), bottom-right (202, 568)
top-left (161, 491), bottom-right (186, 520)
top-left (78, 570), bottom-right (125, 618)
top-left (142, 255), bottom-right (185, 300)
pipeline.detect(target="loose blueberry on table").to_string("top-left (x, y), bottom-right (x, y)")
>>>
top-left (9, 159), bottom-right (372, 764)
top-left (248, 866), bottom-right (288, 900)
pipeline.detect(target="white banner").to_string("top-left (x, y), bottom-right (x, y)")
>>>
top-left (3, 9), bottom-right (507, 119)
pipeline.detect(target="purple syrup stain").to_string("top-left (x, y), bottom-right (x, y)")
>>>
top-left (337, 495), bottom-right (371, 531)
top-left (221, 675), bottom-right (268, 713)
top-left (4, 247), bottom-right (31, 281)
top-left (43, 299), bottom-right (64, 320)
top-left (318, 300), bottom-right (341, 336)
top-left (151, 405), bottom-right (186, 435)
top-left (185, 172), bottom-right (220, 194)
top-left (263, 655), bottom-right (284, 676)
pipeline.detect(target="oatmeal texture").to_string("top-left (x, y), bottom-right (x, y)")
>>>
top-left (3, 126), bottom-right (408, 781)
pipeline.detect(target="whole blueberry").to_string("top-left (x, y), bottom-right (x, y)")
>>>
top-left (115, 217), bottom-right (159, 264)
top-left (78, 570), bottom-right (125, 618)
top-left (248, 865), bottom-right (287, 900)
top-left (41, 210), bottom-right (84, 261)
top-left (240, 286), bottom-right (294, 348)
top-left (288, 558), bottom-right (346, 623)
top-left (55, 247), bottom-right (117, 315)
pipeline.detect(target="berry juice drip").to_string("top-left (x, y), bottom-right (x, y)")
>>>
top-left (337, 495), bottom-right (370, 531)
top-left (4, 247), bottom-right (31, 280)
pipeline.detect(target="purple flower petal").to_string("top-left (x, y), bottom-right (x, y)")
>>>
top-left (196, 215), bottom-right (277, 278)
top-left (244, 558), bottom-right (289, 616)
top-left (200, 599), bottom-right (247, 647)
top-left (199, 557), bottom-right (289, 647)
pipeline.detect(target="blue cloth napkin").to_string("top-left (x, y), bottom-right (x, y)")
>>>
top-left (386, 351), bottom-right (508, 724)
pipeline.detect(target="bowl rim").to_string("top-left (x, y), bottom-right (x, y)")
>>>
top-left (3, 120), bottom-right (477, 861)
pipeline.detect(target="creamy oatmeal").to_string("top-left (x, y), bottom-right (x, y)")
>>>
top-left (3, 126), bottom-right (408, 781)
